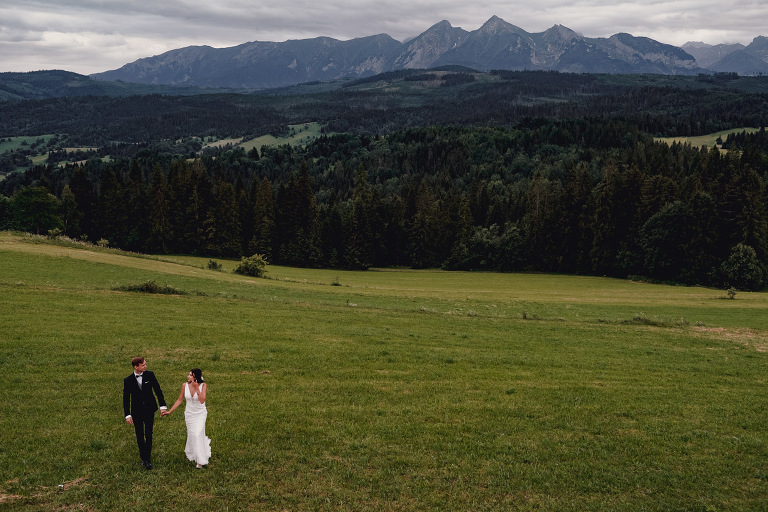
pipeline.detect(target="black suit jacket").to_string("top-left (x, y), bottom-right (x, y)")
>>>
top-left (123, 370), bottom-right (166, 418)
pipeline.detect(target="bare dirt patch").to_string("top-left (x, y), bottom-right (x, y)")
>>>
top-left (692, 326), bottom-right (768, 352)
top-left (0, 493), bottom-right (24, 504)
top-left (0, 477), bottom-right (90, 505)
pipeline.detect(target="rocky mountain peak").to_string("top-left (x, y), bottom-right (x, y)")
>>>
top-left (746, 35), bottom-right (768, 60)
top-left (542, 25), bottom-right (579, 43)
top-left (478, 15), bottom-right (527, 37)
top-left (91, 17), bottom-right (764, 89)
top-left (682, 41), bottom-right (711, 49)
top-left (394, 20), bottom-right (469, 69)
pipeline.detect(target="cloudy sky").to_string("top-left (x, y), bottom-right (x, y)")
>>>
top-left (1, 0), bottom-right (766, 75)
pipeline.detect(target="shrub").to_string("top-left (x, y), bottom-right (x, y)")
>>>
top-left (234, 254), bottom-right (267, 278)
top-left (207, 259), bottom-right (223, 271)
top-left (114, 280), bottom-right (188, 295)
top-left (720, 243), bottom-right (766, 291)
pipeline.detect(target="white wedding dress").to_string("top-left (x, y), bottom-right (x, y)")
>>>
top-left (184, 382), bottom-right (211, 466)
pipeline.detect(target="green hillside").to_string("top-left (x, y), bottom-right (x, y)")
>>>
top-left (1, 232), bottom-right (767, 511)
top-left (0, 70), bottom-right (231, 101)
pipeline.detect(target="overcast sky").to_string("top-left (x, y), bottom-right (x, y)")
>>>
top-left (1, 0), bottom-right (766, 75)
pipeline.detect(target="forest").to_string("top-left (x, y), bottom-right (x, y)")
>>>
top-left (1, 71), bottom-right (767, 290)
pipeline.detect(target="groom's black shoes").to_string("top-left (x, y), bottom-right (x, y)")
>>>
top-left (142, 460), bottom-right (153, 470)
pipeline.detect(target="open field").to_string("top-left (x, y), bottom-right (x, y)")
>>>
top-left (1, 231), bottom-right (767, 511)
top-left (1, 136), bottom-right (102, 171)
top-left (0, 135), bottom-right (55, 154)
top-left (27, 149), bottom-right (107, 168)
top-left (240, 122), bottom-right (326, 151)
top-left (655, 127), bottom-right (762, 150)
top-left (200, 123), bottom-right (326, 153)
top-left (202, 136), bottom-right (244, 149)
top-left (1, 135), bottom-right (57, 173)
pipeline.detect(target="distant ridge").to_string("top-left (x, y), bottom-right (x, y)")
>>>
top-left (683, 36), bottom-right (768, 75)
top-left (0, 69), bottom-right (224, 101)
top-left (91, 16), bottom-right (710, 90)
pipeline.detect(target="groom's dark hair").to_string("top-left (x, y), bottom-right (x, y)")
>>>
top-left (131, 356), bottom-right (145, 367)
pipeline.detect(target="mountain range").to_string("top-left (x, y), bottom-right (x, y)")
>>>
top-left (682, 37), bottom-right (768, 75)
top-left (83, 16), bottom-right (767, 90)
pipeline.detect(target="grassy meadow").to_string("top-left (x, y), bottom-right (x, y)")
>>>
top-left (240, 122), bottom-right (326, 150)
top-left (0, 135), bottom-right (56, 154)
top-left (655, 127), bottom-right (761, 150)
top-left (202, 123), bottom-right (326, 154)
top-left (1, 231), bottom-right (767, 511)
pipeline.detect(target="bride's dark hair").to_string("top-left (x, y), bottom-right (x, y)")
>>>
top-left (191, 368), bottom-right (204, 383)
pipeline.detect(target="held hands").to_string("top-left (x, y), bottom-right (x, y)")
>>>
top-left (160, 410), bottom-right (171, 417)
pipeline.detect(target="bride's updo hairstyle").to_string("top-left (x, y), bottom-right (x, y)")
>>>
top-left (191, 368), bottom-right (204, 383)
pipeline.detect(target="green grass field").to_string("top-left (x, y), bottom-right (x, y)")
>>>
top-left (1, 136), bottom-right (102, 171)
top-left (1, 135), bottom-right (57, 173)
top-left (198, 123), bottom-right (322, 151)
top-left (200, 123), bottom-right (326, 154)
top-left (1, 232), bottom-right (767, 511)
top-left (0, 135), bottom-right (56, 154)
top-left (655, 127), bottom-right (762, 150)
top-left (241, 122), bottom-right (326, 150)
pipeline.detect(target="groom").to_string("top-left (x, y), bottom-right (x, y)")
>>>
top-left (123, 357), bottom-right (166, 469)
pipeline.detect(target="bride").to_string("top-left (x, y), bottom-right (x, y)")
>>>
top-left (162, 368), bottom-right (211, 468)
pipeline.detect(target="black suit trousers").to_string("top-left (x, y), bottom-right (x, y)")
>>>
top-left (133, 410), bottom-right (155, 463)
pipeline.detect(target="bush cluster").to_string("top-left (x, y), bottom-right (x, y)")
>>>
top-left (114, 280), bottom-right (188, 295)
top-left (234, 254), bottom-right (267, 277)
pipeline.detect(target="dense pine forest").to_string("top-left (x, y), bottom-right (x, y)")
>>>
top-left (1, 71), bottom-right (767, 290)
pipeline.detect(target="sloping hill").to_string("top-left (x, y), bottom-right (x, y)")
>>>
top-left (2, 230), bottom-right (768, 510)
top-left (0, 70), bottom-right (229, 101)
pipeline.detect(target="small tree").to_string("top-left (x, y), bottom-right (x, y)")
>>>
top-left (0, 195), bottom-right (15, 230)
top-left (234, 254), bottom-right (267, 278)
top-left (12, 186), bottom-right (62, 234)
top-left (720, 243), bottom-right (766, 291)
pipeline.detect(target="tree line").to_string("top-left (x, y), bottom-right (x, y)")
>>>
top-left (2, 120), bottom-right (766, 290)
top-left (4, 71), bottom-right (768, 151)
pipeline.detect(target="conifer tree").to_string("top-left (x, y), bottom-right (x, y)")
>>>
top-left (125, 159), bottom-right (149, 251)
top-left (204, 172), bottom-right (241, 257)
top-left (68, 166), bottom-right (96, 240)
top-left (277, 162), bottom-right (321, 266)
top-left (97, 168), bottom-right (127, 247)
top-left (409, 179), bottom-right (440, 268)
top-left (148, 164), bottom-right (171, 253)
top-left (443, 195), bottom-right (473, 270)
top-left (249, 177), bottom-right (276, 261)
top-left (60, 184), bottom-right (80, 237)
top-left (345, 165), bottom-right (376, 269)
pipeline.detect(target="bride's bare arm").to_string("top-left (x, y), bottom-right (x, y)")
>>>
top-left (198, 382), bottom-right (207, 404)
top-left (162, 383), bottom-right (186, 415)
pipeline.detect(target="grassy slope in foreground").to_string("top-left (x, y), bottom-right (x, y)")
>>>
top-left (0, 232), bottom-right (767, 511)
